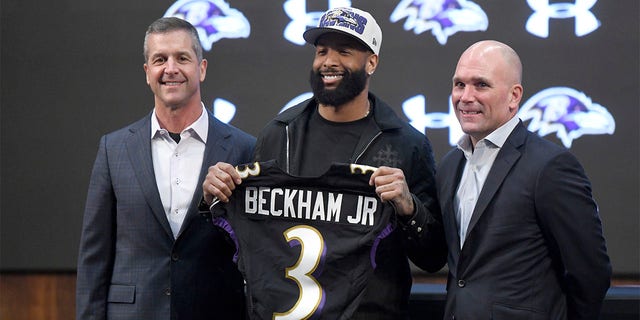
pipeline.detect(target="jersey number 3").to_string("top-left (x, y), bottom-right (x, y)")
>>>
top-left (273, 225), bottom-right (325, 320)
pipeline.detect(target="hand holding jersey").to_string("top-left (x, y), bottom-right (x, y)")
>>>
top-left (203, 161), bottom-right (243, 204)
top-left (369, 166), bottom-right (415, 217)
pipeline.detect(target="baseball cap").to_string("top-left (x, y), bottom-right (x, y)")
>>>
top-left (303, 7), bottom-right (382, 55)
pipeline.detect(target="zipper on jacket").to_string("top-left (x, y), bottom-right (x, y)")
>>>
top-left (354, 131), bottom-right (382, 163)
top-left (285, 125), bottom-right (290, 173)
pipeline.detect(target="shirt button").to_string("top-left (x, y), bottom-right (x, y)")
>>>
top-left (410, 220), bottom-right (416, 226)
top-left (171, 253), bottom-right (179, 261)
top-left (457, 280), bottom-right (466, 288)
top-left (416, 227), bottom-right (423, 233)
top-left (164, 288), bottom-right (171, 296)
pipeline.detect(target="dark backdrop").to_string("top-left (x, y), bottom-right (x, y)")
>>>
top-left (1, 0), bottom-right (638, 277)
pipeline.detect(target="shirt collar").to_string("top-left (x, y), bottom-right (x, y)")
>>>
top-left (457, 116), bottom-right (520, 153)
top-left (151, 103), bottom-right (209, 143)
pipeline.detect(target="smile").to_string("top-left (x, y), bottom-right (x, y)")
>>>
top-left (322, 74), bottom-right (343, 80)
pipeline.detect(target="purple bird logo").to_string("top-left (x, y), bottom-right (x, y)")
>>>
top-left (519, 87), bottom-right (615, 148)
top-left (390, 0), bottom-right (488, 45)
top-left (164, 0), bottom-right (250, 51)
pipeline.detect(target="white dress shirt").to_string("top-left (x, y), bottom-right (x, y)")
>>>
top-left (454, 116), bottom-right (520, 248)
top-left (151, 105), bottom-right (208, 238)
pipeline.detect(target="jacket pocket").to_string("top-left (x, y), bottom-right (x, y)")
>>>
top-left (107, 284), bottom-right (136, 303)
top-left (491, 302), bottom-right (545, 320)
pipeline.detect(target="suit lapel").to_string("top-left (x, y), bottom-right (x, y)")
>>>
top-left (176, 112), bottom-right (233, 238)
top-left (465, 122), bottom-right (527, 239)
top-left (440, 150), bottom-right (466, 256)
top-left (126, 114), bottom-right (175, 239)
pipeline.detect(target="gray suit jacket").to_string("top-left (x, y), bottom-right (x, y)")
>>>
top-left (76, 110), bottom-right (255, 320)
top-left (436, 121), bottom-right (611, 320)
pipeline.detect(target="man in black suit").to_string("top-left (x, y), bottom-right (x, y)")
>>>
top-left (76, 17), bottom-right (255, 319)
top-left (436, 40), bottom-right (611, 319)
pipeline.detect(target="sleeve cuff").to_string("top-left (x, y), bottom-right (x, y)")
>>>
top-left (398, 194), bottom-right (429, 239)
top-left (197, 197), bottom-right (210, 213)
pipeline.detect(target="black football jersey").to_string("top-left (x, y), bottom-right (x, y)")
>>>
top-left (211, 160), bottom-right (395, 320)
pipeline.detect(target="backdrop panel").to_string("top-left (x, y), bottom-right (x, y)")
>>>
top-left (1, 0), bottom-right (638, 275)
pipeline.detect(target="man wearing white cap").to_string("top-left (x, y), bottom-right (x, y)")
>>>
top-left (202, 7), bottom-right (446, 319)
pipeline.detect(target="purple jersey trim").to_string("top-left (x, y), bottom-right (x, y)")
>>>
top-left (370, 222), bottom-right (396, 268)
top-left (213, 217), bottom-right (240, 263)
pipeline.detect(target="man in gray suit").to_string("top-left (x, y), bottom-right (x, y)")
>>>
top-left (76, 17), bottom-right (255, 319)
top-left (436, 40), bottom-right (611, 319)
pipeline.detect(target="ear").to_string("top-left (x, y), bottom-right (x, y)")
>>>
top-left (509, 84), bottom-right (523, 112)
top-left (199, 59), bottom-right (208, 82)
top-left (366, 54), bottom-right (378, 75)
top-left (143, 63), bottom-right (150, 85)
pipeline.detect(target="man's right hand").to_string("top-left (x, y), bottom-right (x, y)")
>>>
top-left (203, 162), bottom-right (242, 204)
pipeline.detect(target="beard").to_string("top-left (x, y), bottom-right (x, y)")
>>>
top-left (309, 67), bottom-right (368, 107)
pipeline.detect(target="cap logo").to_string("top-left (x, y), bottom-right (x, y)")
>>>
top-left (320, 8), bottom-right (367, 35)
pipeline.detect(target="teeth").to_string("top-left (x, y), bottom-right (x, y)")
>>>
top-left (164, 82), bottom-right (181, 85)
top-left (461, 110), bottom-right (480, 115)
top-left (323, 75), bottom-right (342, 80)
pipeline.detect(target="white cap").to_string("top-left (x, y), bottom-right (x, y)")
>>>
top-left (303, 7), bottom-right (382, 55)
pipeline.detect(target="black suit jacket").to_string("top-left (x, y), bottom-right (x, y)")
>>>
top-left (436, 121), bottom-right (611, 320)
top-left (76, 110), bottom-right (255, 320)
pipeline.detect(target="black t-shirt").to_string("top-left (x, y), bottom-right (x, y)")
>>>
top-left (299, 107), bottom-right (373, 176)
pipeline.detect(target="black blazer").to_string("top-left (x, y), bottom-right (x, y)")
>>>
top-left (76, 111), bottom-right (255, 320)
top-left (436, 121), bottom-right (611, 320)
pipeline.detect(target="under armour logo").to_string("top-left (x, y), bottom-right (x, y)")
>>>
top-left (526, 0), bottom-right (600, 38)
top-left (402, 95), bottom-right (462, 146)
top-left (212, 98), bottom-right (236, 123)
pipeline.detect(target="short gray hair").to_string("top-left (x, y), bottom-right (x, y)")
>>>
top-left (143, 17), bottom-right (203, 62)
